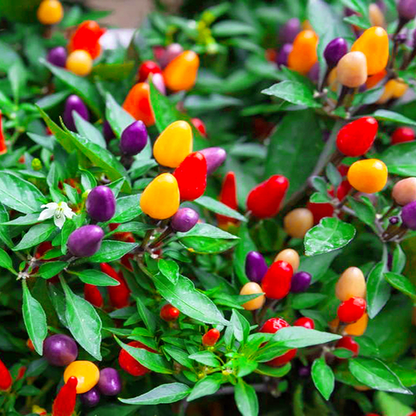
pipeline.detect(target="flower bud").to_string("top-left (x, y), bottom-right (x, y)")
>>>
top-left (392, 178), bottom-right (416, 206)
top-left (279, 18), bottom-right (301, 44)
top-left (401, 201), bottom-right (416, 229)
top-left (200, 147), bottom-right (227, 174)
top-left (398, 0), bottom-right (416, 20)
top-left (171, 208), bottom-right (199, 232)
top-left (274, 248), bottom-right (300, 272)
top-left (67, 225), bottom-right (105, 257)
top-left (277, 43), bottom-right (293, 67)
top-left (63, 95), bottom-right (89, 131)
top-left (97, 368), bottom-right (122, 396)
top-left (336, 267), bottom-right (366, 301)
top-left (290, 271), bottom-right (312, 293)
top-left (47, 46), bottom-right (67, 68)
top-left (245, 251), bottom-right (268, 283)
top-left (120, 120), bottom-right (148, 156)
top-left (336, 51), bottom-right (368, 88)
top-left (240, 282), bottom-right (265, 310)
top-left (284, 208), bottom-right (314, 239)
top-left (80, 387), bottom-right (100, 407)
top-left (324, 38), bottom-right (348, 68)
top-left (43, 334), bottom-right (78, 367)
top-left (86, 186), bottom-right (116, 222)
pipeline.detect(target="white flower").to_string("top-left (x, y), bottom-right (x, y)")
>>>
top-left (38, 202), bottom-right (75, 229)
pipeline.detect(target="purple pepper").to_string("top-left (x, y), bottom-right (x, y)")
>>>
top-left (150, 73), bottom-right (166, 95)
top-left (290, 271), bottom-right (312, 293)
top-left (160, 43), bottom-right (184, 68)
top-left (80, 387), bottom-right (101, 407)
top-left (279, 18), bottom-right (301, 44)
top-left (63, 95), bottom-right (89, 131)
top-left (308, 62), bottom-right (320, 83)
top-left (120, 121), bottom-right (148, 156)
top-left (43, 334), bottom-right (78, 367)
top-left (324, 38), bottom-right (348, 69)
top-left (86, 186), bottom-right (116, 222)
top-left (97, 368), bottom-right (122, 396)
top-left (103, 120), bottom-right (115, 141)
top-left (47, 46), bottom-right (67, 68)
top-left (277, 43), bottom-right (293, 67)
top-left (398, 0), bottom-right (416, 20)
top-left (171, 208), bottom-right (199, 233)
top-left (245, 251), bottom-right (268, 284)
top-left (67, 225), bottom-right (104, 257)
top-left (199, 147), bottom-right (227, 175)
top-left (401, 201), bottom-right (416, 229)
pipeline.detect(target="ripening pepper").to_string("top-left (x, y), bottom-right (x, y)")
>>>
top-left (377, 79), bottom-right (408, 104)
top-left (369, 3), bottom-right (385, 27)
top-left (366, 69), bottom-right (387, 89)
top-left (324, 37), bottom-right (348, 69)
top-left (336, 336), bottom-right (359, 357)
top-left (240, 282), bottom-right (265, 310)
top-left (191, 118), bottom-right (207, 137)
top-left (80, 387), bottom-right (100, 408)
top-left (66, 50), bottom-right (93, 77)
top-left (351, 26), bottom-right (389, 75)
top-left (118, 341), bottom-right (154, 376)
top-left (67, 225), bottom-right (104, 257)
top-left (153, 121), bottom-right (193, 168)
top-left (245, 251), bottom-right (268, 284)
top-left (122, 83), bottom-right (155, 127)
top-left (86, 185), bottom-right (116, 222)
top-left (262, 260), bottom-right (293, 300)
top-left (160, 43), bottom-right (183, 68)
top-left (246, 175), bottom-right (289, 219)
top-left (336, 51), bottom-right (368, 88)
top-left (216, 171), bottom-right (239, 227)
top-left (0, 111), bottom-right (7, 155)
top-left (279, 18), bottom-right (301, 44)
top-left (398, 0), bottom-right (416, 20)
top-left (64, 361), bottom-right (99, 394)
top-left (68, 21), bottom-right (106, 60)
top-left (391, 127), bottom-right (415, 145)
top-left (288, 30), bottom-right (318, 74)
top-left (200, 147), bottom-right (226, 174)
top-left (401, 201), bottom-right (416, 230)
top-left (101, 263), bottom-right (131, 309)
top-left (277, 43), bottom-right (293, 67)
top-left (140, 173), bottom-right (180, 220)
top-left (171, 208), bottom-right (199, 233)
top-left (290, 271), bottom-right (312, 293)
top-left (138, 61), bottom-right (162, 82)
top-left (274, 248), bottom-right (300, 272)
top-left (52, 376), bottom-right (77, 416)
top-left (97, 368), bottom-right (122, 396)
top-left (160, 304), bottom-right (180, 322)
top-left (336, 267), bottom-right (366, 301)
top-left (84, 284), bottom-right (103, 308)
top-left (163, 50), bottom-right (200, 92)
top-left (0, 358), bottom-right (12, 391)
top-left (120, 120), bottom-right (148, 156)
top-left (37, 0), bottom-right (63, 25)
top-left (43, 334), bottom-right (78, 366)
top-left (337, 297), bottom-right (367, 323)
top-left (392, 177), bottom-right (416, 206)
top-left (202, 329), bottom-right (221, 346)
top-left (345, 313), bottom-right (368, 336)
top-left (283, 208), bottom-right (314, 239)
top-left (173, 152), bottom-right (207, 201)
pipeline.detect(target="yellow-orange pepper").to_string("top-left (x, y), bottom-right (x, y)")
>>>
top-left (366, 69), bottom-right (387, 89)
top-left (240, 282), bottom-right (265, 311)
top-left (37, 0), bottom-right (63, 25)
top-left (377, 79), bottom-right (408, 104)
top-left (336, 51), bottom-right (367, 88)
top-left (351, 26), bottom-right (389, 75)
top-left (336, 267), bottom-right (366, 301)
top-left (347, 159), bottom-right (388, 193)
top-left (274, 248), bottom-right (300, 272)
top-left (122, 83), bottom-right (155, 127)
top-left (63, 361), bottom-right (99, 394)
top-left (140, 173), bottom-right (180, 220)
top-left (288, 30), bottom-right (318, 74)
top-left (153, 121), bottom-right (193, 168)
top-left (344, 313), bottom-right (368, 336)
top-left (369, 3), bottom-right (385, 27)
top-left (163, 51), bottom-right (200, 92)
top-left (66, 50), bottom-right (93, 77)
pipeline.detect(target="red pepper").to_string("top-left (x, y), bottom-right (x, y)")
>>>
top-left (160, 304), bottom-right (180, 322)
top-left (84, 284), bottom-right (103, 308)
top-left (337, 297), bottom-right (366, 324)
top-left (191, 118), bottom-right (207, 137)
top-left (138, 60), bottom-right (162, 82)
top-left (391, 127), bottom-right (415, 145)
top-left (101, 263), bottom-right (131, 309)
top-left (335, 335), bottom-right (359, 358)
top-left (173, 152), bottom-right (207, 201)
top-left (16, 366), bottom-right (26, 381)
top-left (261, 260), bottom-right (293, 300)
top-left (246, 175), bottom-right (289, 218)
top-left (0, 358), bottom-right (12, 391)
top-left (307, 201), bottom-right (334, 224)
top-left (68, 21), bottom-right (105, 59)
top-left (216, 172), bottom-right (239, 226)
top-left (293, 317), bottom-right (315, 329)
top-left (202, 329), bottom-right (220, 346)
top-left (0, 111), bottom-right (7, 155)
top-left (52, 376), bottom-right (77, 416)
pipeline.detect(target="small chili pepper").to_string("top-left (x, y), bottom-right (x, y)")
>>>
top-left (171, 207), bottom-right (199, 233)
top-left (240, 282), bottom-right (265, 311)
top-left (160, 304), bottom-right (180, 322)
top-left (67, 225), bottom-right (104, 257)
top-left (0, 111), bottom-right (7, 155)
top-left (283, 208), bottom-right (314, 239)
top-left (245, 251), bottom-right (268, 284)
top-left (86, 186), bottom-right (116, 223)
top-left (392, 177), bottom-right (416, 206)
top-left (63, 95), bottom-right (89, 132)
top-left (120, 121), bottom-right (148, 156)
top-left (163, 51), bottom-right (199, 92)
top-left (68, 21), bottom-right (105, 60)
top-left (398, 0), bottom-right (416, 21)
top-left (290, 272), bottom-right (312, 293)
top-left (277, 43), bottom-right (293, 67)
top-left (138, 60), bottom-right (162, 82)
top-left (288, 30), bottom-right (318, 74)
top-left (122, 83), bottom-right (155, 126)
top-left (344, 313), bottom-right (368, 336)
top-left (200, 147), bottom-right (226, 174)
top-left (336, 51), bottom-right (368, 88)
top-left (391, 127), bottom-right (415, 145)
top-left (202, 329), bottom-right (220, 346)
top-left (262, 260), bottom-right (293, 300)
top-left (101, 263), bottom-right (131, 309)
top-left (294, 317), bottom-right (315, 329)
top-left (84, 284), bottom-right (104, 308)
top-left (324, 37), bottom-right (348, 69)
top-left (37, 0), bottom-right (63, 25)
top-left (216, 171), bottom-right (239, 227)
top-left (191, 118), bottom-right (207, 137)
top-left (66, 50), bottom-right (93, 77)
top-left (366, 69), bottom-right (387, 89)
top-left (307, 201), bottom-right (334, 224)
top-left (337, 297), bottom-right (367, 323)
top-left (0, 358), bottom-right (12, 391)
top-left (52, 376), bottom-right (78, 416)
top-left (47, 46), bottom-right (67, 68)
top-left (335, 336), bottom-right (359, 357)
top-left (279, 18), bottom-right (301, 44)
top-left (369, 3), bottom-right (385, 26)
top-left (347, 159), bottom-right (388, 193)
top-left (119, 341), bottom-right (154, 376)
top-left (336, 267), bottom-right (366, 301)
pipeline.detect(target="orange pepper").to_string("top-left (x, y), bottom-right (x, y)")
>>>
top-left (288, 30), bottom-right (318, 74)
top-left (163, 51), bottom-right (199, 92)
top-left (122, 83), bottom-right (155, 127)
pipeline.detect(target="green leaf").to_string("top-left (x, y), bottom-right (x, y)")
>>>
top-left (187, 375), bottom-right (222, 401)
top-left (110, 195), bottom-right (142, 223)
top-left (230, 309), bottom-right (251, 343)
top-left (36, 90), bottom-right (70, 111)
top-left (0, 248), bottom-right (13, 272)
top-left (262, 81), bottom-right (321, 108)
top-left (194, 196), bottom-right (247, 222)
top-left (265, 110), bottom-right (324, 198)
top-left (87, 241), bottom-right (138, 263)
top-left (385, 272), bottom-right (416, 300)
top-left (76, 269), bottom-right (120, 286)
top-left (189, 351), bottom-right (221, 367)
top-left (73, 112), bottom-right (106, 149)
top-left (0, 204), bottom-right (13, 248)
top-left (13, 223), bottom-right (56, 251)
top-left (92, 62), bottom-right (134, 81)
top-left (136, 298), bottom-right (158, 335)
top-left (348, 196), bottom-right (376, 228)
top-left (256, 363), bottom-right (292, 378)
top-left (22, 280), bottom-right (47, 355)
top-left (292, 293), bottom-right (327, 309)
top-left (153, 272), bottom-right (228, 326)
top-left (273, 327), bottom-right (341, 348)
top-left (61, 278), bottom-right (102, 360)
top-left (38, 262), bottom-right (68, 279)
top-left (367, 262), bottom-right (390, 318)
top-left (380, 141), bottom-right (416, 167)
top-left (163, 345), bottom-right (193, 369)
top-left (234, 379), bottom-right (259, 416)
top-left (233, 223), bottom-right (256, 285)
top-left (115, 337), bottom-right (172, 374)
top-left (304, 217), bottom-right (356, 256)
top-left (105, 93), bottom-right (135, 139)
top-left (211, 20), bottom-right (257, 36)
top-left (392, 245), bottom-right (406, 274)
top-left (158, 259), bottom-right (179, 284)
top-left (312, 357), bottom-right (335, 400)
top-left (177, 223), bottom-right (239, 254)
top-left (375, 391), bottom-right (414, 416)
top-left (119, 383), bottom-right (190, 405)
top-left (0, 172), bottom-right (46, 214)
top-left (373, 110), bottom-right (416, 127)
top-left (349, 357), bottom-right (411, 394)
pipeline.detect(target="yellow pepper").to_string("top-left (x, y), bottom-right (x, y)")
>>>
top-left (377, 79), bottom-right (408, 104)
top-left (288, 30), bottom-right (319, 74)
top-left (140, 173), bottom-right (180, 220)
top-left (66, 50), bottom-right (93, 77)
top-left (63, 361), bottom-right (99, 394)
top-left (37, 0), bottom-right (63, 25)
top-left (153, 120), bottom-right (193, 168)
top-left (344, 313), bottom-right (368, 336)
top-left (163, 51), bottom-right (200, 92)
top-left (347, 159), bottom-right (388, 193)
top-left (336, 51), bottom-right (367, 88)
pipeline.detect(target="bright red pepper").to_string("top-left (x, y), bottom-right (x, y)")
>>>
top-left (335, 335), bottom-right (359, 357)
top-left (294, 317), bottom-right (315, 329)
top-left (68, 21), bottom-right (105, 59)
top-left (118, 341), bottom-right (154, 376)
top-left (191, 118), bottom-right (207, 137)
top-left (202, 329), bottom-right (220, 346)
top-left (35, 241), bottom-right (55, 259)
top-left (246, 175), bottom-right (289, 218)
top-left (84, 284), bottom-right (103, 308)
top-left (100, 263), bottom-right (131, 309)
top-left (337, 297), bottom-right (366, 324)
top-left (0, 358), bottom-right (12, 391)
top-left (16, 366), bottom-right (26, 381)
top-left (173, 152), bottom-right (207, 201)
top-left (52, 376), bottom-right (77, 416)
top-left (307, 201), bottom-right (334, 224)
top-left (138, 60), bottom-right (162, 82)
top-left (216, 172), bottom-right (239, 227)
top-left (391, 127), bottom-right (415, 145)
top-left (262, 260), bottom-right (293, 300)
top-left (336, 117), bottom-right (378, 157)
top-left (336, 180), bottom-right (352, 201)
top-left (0, 111), bottom-right (7, 155)
top-left (27, 339), bottom-right (35, 351)
top-left (160, 304), bottom-right (180, 322)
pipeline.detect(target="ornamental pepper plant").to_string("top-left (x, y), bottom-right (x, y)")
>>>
top-left (2, 1), bottom-right (416, 416)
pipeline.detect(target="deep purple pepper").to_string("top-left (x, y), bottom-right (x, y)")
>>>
top-left (120, 121), bottom-right (148, 156)
top-left (308, 62), bottom-right (320, 83)
top-left (245, 251), bottom-right (268, 284)
top-left (63, 95), bottom-right (89, 131)
top-left (103, 120), bottom-right (115, 141)
top-left (171, 208), bottom-right (199, 233)
top-left (160, 43), bottom-right (184, 68)
top-left (97, 368), bottom-right (122, 396)
top-left (80, 387), bottom-right (101, 407)
top-left (290, 271), bottom-right (312, 293)
top-left (298, 366), bottom-right (311, 377)
top-left (401, 201), bottom-right (416, 229)
top-left (389, 216), bottom-right (400, 225)
top-left (277, 43), bottom-right (293, 67)
top-left (324, 38), bottom-right (348, 68)
top-left (199, 147), bottom-right (227, 175)
top-left (279, 18), bottom-right (301, 44)
top-left (47, 46), bottom-right (67, 68)
top-left (86, 186), bottom-right (116, 222)
top-left (398, 0), bottom-right (416, 20)
top-left (43, 334), bottom-right (78, 367)
top-left (67, 225), bottom-right (104, 257)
